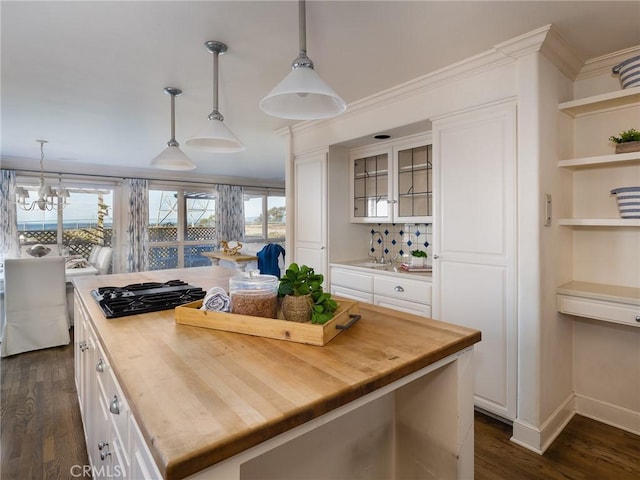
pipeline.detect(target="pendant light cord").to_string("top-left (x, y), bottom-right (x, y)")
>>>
top-left (299, 0), bottom-right (306, 56)
top-left (293, 0), bottom-right (313, 69)
top-left (209, 49), bottom-right (223, 121)
top-left (169, 92), bottom-right (178, 147)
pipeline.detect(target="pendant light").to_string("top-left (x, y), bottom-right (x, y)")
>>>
top-left (260, 0), bottom-right (346, 120)
top-left (151, 87), bottom-right (196, 170)
top-left (186, 41), bottom-right (245, 153)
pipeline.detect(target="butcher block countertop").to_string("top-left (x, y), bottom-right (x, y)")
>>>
top-left (73, 267), bottom-right (481, 480)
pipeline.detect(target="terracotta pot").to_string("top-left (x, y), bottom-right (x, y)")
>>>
top-left (281, 294), bottom-right (312, 323)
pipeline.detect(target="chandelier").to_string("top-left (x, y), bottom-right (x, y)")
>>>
top-left (16, 140), bottom-right (69, 211)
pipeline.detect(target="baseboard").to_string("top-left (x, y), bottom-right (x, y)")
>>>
top-left (510, 393), bottom-right (575, 454)
top-left (575, 394), bottom-right (640, 436)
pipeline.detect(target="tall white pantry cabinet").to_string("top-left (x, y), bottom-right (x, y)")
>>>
top-left (432, 101), bottom-right (517, 420)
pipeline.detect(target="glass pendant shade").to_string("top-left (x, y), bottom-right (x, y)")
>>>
top-left (151, 87), bottom-right (195, 170)
top-left (260, 0), bottom-right (346, 120)
top-left (187, 118), bottom-right (245, 153)
top-left (151, 145), bottom-right (196, 170)
top-left (260, 65), bottom-right (346, 120)
top-left (186, 41), bottom-right (244, 153)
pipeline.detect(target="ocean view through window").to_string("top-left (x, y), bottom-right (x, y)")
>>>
top-left (16, 185), bottom-right (114, 264)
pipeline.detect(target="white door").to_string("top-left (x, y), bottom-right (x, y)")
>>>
top-left (433, 101), bottom-right (517, 420)
top-left (294, 151), bottom-right (328, 278)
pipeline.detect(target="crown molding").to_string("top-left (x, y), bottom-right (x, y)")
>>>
top-left (289, 46), bottom-right (515, 137)
top-left (577, 45), bottom-right (640, 80)
top-left (495, 24), bottom-right (584, 80)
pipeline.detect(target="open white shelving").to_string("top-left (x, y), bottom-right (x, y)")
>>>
top-left (558, 151), bottom-right (640, 169)
top-left (558, 218), bottom-right (640, 227)
top-left (556, 87), bottom-right (640, 324)
top-left (558, 86), bottom-right (640, 117)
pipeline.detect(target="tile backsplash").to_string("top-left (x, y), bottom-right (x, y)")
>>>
top-left (368, 223), bottom-right (432, 264)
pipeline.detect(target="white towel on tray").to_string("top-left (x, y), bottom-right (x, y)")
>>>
top-left (200, 287), bottom-right (231, 312)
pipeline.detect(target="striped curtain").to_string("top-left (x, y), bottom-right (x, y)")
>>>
top-left (126, 178), bottom-right (149, 272)
top-left (215, 184), bottom-right (244, 247)
top-left (0, 170), bottom-right (19, 259)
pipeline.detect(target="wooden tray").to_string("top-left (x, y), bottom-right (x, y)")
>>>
top-left (175, 299), bottom-right (360, 346)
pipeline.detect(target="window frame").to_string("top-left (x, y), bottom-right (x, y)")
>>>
top-left (243, 188), bottom-right (286, 244)
top-left (147, 184), bottom-right (218, 270)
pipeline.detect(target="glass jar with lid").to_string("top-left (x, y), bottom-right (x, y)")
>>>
top-left (229, 270), bottom-right (279, 318)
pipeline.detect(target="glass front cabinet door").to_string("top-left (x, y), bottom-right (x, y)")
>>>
top-left (393, 135), bottom-right (433, 223)
top-left (351, 147), bottom-right (393, 223)
top-left (350, 133), bottom-right (432, 224)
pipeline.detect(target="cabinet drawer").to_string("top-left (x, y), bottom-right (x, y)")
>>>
top-left (374, 295), bottom-right (432, 318)
top-left (374, 276), bottom-right (431, 305)
top-left (558, 295), bottom-right (640, 328)
top-left (330, 268), bottom-right (373, 292)
top-left (331, 286), bottom-right (374, 304)
top-left (95, 349), bottom-right (130, 460)
top-left (104, 368), bottom-right (130, 461)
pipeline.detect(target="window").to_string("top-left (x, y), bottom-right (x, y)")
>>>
top-left (16, 180), bottom-right (114, 263)
top-left (148, 188), bottom-right (216, 270)
top-left (243, 190), bottom-right (285, 244)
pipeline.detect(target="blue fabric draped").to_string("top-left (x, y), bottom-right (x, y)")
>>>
top-left (257, 243), bottom-right (285, 278)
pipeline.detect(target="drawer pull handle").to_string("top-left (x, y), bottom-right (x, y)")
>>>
top-left (96, 358), bottom-right (105, 373)
top-left (336, 314), bottom-right (361, 330)
top-left (98, 441), bottom-right (108, 451)
top-left (109, 395), bottom-right (120, 415)
top-left (100, 451), bottom-right (111, 461)
top-left (636, 316), bottom-right (640, 322)
top-left (394, 286), bottom-right (404, 292)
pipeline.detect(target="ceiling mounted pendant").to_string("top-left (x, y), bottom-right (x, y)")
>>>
top-left (16, 140), bottom-right (69, 211)
top-left (186, 41), bottom-right (245, 153)
top-left (260, 0), bottom-right (346, 120)
top-left (151, 87), bottom-right (196, 170)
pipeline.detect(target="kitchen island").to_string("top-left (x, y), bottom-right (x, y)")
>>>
top-left (72, 267), bottom-right (481, 480)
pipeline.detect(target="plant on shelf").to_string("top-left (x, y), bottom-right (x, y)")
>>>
top-left (278, 263), bottom-right (338, 324)
top-left (410, 249), bottom-right (427, 267)
top-left (609, 128), bottom-right (640, 154)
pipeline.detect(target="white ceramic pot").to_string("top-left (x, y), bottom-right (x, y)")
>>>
top-left (411, 256), bottom-right (425, 267)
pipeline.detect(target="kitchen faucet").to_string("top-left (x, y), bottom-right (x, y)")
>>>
top-left (369, 231), bottom-right (386, 264)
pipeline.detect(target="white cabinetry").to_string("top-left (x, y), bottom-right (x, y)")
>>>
top-left (556, 87), bottom-right (640, 324)
top-left (329, 265), bottom-right (432, 317)
top-left (74, 293), bottom-right (162, 479)
top-left (349, 134), bottom-right (433, 224)
top-left (294, 151), bottom-right (328, 277)
top-left (432, 101), bottom-right (517, 420)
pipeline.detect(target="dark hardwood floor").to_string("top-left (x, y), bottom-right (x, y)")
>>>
top-left (475, 411), bottom-right (640, 480)
top-left (1, 333), bottom-right (88, 479)
top-left (2, 331), bottom-right (639, 479)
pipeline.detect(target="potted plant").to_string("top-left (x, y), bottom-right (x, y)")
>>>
top-left (410, 249), bottom-right (427, 267)
top-left (278, 263), bottom-right (338, 324)
top-left (609, 128), bottom-right (640, 154)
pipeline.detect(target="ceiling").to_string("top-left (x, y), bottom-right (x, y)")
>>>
top-left (2, 1), bottom-right (639, 184)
